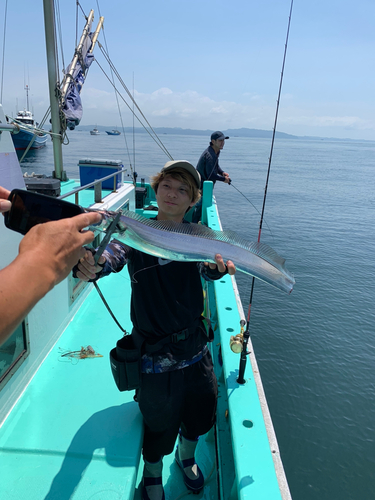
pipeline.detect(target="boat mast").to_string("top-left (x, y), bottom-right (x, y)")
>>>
top-left (43, 0), bottom-right (65, 181)
top-left (43, 2), bottom-right (103, 181)
top-left (60, 10), bottom-right (95, 99)
top-left (25, 84), bottom-right (30, 111)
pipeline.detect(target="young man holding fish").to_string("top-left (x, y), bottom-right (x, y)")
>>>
top-left (75, 161), bottom-right (236, 500)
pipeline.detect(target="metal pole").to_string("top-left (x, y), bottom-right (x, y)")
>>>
top-left (43, 0), bottom-right (66, 181)
top-left (89, 16), bottom-right (104, 53)
top-left (60, 10), bottom-right (95, 98)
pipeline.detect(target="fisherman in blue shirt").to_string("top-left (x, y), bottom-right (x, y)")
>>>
top-left (192, 131), bottom-right (231, 223)
top-left (75, 161), bottom-right (236, 500)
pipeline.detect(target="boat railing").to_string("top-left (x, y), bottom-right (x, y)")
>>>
top-left (59, 167), bottom-right (128, 204)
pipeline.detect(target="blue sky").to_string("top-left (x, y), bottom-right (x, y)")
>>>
top-left (1, 0), bottom-right (374, 140)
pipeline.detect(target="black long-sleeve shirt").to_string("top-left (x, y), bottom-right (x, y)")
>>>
top-left (196, 145), bottom-right (226, 188)
top-left (95, 233), bottom-right (227, 368)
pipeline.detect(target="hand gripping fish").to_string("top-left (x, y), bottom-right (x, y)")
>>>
top-left (90, 210), bottom-right (295, 294)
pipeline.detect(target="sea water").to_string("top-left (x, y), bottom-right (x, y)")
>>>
top-left (19, 131), bottom-right (375, 500)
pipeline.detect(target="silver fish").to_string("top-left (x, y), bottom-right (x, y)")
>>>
top-left (91, 210), bottom-right (295, 294)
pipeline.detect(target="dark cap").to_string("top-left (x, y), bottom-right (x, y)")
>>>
top-left (211, 131), bottom-right (229, 141)
top-left (161, 160), bottom-right (201, 188)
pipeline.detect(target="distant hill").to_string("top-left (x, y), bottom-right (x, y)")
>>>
top-left (77, 126), bottom-right (369, 142)
top-left (77, 126), bottom-right (297, 139)
top-left (223, 127), bottom-right (297, 139)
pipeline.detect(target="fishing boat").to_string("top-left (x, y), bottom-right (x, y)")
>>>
top-left (106, 129), bottom-right (121, 135)
top-left (8, 86), bottom-right (48, 151)
top-left (0, 2), bottom-right (293, 499)
top-left (90, 127), bottom-right (100, 135)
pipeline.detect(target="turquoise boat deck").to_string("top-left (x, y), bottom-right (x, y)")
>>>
top-left (0, 179), bottom-right (290, 500)
top-left (0, 271), bottom-right (142, 499)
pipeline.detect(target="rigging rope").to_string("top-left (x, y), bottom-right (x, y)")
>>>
top-left (0, 0), bottom-right (8, 104)
top-left (55, 0), bottom-right (66, 76)
top-left (96, 43), bottom-right (174, 160)
top-left (237, 0), bottom-right (294, 385)
top-left (132, 72), bottom-right (136, 175)
top-left (94, 0), bottom-right (136, 184)
top-left (76, 1), bottom-right (172, 177)
top-left (55, 0), bottom-right (174, 165)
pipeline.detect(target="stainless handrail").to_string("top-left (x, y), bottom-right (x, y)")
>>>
top-left (58, 167), bottom-right (128, 204)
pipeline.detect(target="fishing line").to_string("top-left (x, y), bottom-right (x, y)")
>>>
top-left (130, 262), bottom-right (161, 284)
top-left (203, 144), bottom-right (274, 238)
top-left (229, 181), bottom-right (274, 240)
top-left (89, 227), bottom-right (161, 284)
top-left (237, 0), bottom-right (294, 385)
top-left (94, 282), bottom-right (128, 334)
top-left (89, 242), bottom-right (168, 330)
top-left (79, 237), bottom-right (130, 333)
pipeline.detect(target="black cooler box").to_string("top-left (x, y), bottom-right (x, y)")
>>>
top-left (24, 178), bottom-right (61, 197)
top-left (135, 187), bottom-right (147, 208)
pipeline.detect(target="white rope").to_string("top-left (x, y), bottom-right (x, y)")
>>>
top-left (0, 0), bottom-right (8, 103)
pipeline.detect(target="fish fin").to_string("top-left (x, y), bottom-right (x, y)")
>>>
top-left (119, 211), bottom-right (290, 275)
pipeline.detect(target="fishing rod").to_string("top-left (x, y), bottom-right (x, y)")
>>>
top-left (237, 0), bottom-right (294, 385)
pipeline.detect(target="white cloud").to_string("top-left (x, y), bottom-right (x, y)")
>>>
top-left (34, 84), bottom-right (373, 140)
top-left (151, 88), bottom-right (173, 97)
top-left (139, 90), bottom-right (372, 139)
top-left (130, 88), bottom-right (275, 129)
top-left (152, 107), bottom-right (173, 117)
top-left (280, 113), bottom-right (374, 131)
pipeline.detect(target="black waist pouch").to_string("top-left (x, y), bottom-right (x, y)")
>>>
top-left (110, 335), bottom-right (141, 391)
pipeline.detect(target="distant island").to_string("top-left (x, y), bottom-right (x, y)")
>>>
top-left (76, 126), bottom-right (369, 142)
top-left (77, 126), bottom-right (297, 139)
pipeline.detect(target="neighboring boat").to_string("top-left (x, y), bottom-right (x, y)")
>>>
top-left (90, 127), bottom-right (100, 135)
top-left (8, 86), bottom-right (48, 151)
top-left (0, 3), bottom-right (293, 500)
top-left (106, 129), bottom-right (121, 135)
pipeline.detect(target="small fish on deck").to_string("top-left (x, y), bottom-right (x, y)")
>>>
top-left (89, 210), bottom-right (296, 294)
top-left (59, 345), bottom-right (103, 360)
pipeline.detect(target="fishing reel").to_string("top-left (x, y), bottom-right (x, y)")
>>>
top-left (230, 319), bottom-right (246, 353)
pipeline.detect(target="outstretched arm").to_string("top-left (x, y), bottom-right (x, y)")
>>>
top-left (0, 211), bottom-right (101, 346)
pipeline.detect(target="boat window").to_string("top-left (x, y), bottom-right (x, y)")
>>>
top-left (0, 320), bottom-right (30, 391)
top-left (119, 199), bottom-right (130, 211)
top-left (69, 274), bottom-right (89, 305)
